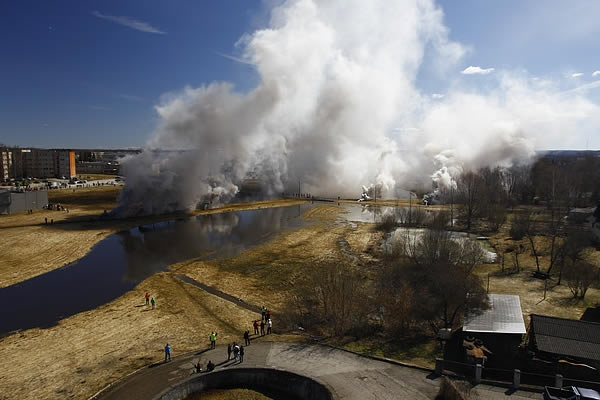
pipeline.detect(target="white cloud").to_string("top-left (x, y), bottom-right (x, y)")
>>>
top-left (92, 11), bottom-right (166, 34)
top-left (461, 66), bottom-right (495, 75)
top-left (593, 71), bottom-right (600, 77)
top-left (432, 93), bottom-right (445, 99)
top-left (571, 72), bottom-right (584, 78)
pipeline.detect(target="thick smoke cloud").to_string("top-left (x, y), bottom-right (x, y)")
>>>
top-left (117, 0), bottom-right (600, 215)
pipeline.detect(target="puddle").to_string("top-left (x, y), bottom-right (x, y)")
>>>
top-left (383, 227), bottom-right (498, 263)
top-left (336, 203), bottom-right (395, 223)
top-left (0, 204), bottom-right (311, 335)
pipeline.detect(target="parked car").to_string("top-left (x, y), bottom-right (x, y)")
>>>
top-left (544, 386), bottom-right (600, 400)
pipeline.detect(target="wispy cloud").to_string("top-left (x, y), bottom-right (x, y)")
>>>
top-left (90, 105), bottom-right (110, 111)
top-left (93, 11), bottom-right (166, 34)
top-left (432, 93), bottom-right (445, 99)
top-left (593, 71), bottom-right (600, 77)
top-left (567, 80), bottom-right (600, 94)
top-left (118, 93), bottom-right (145, 102)
top-left (214, 51), bottom-right (254, 65)
top-left (461, 66), bottom-right (495, 75)
top-left (571, 72), bottom-right (584, 78)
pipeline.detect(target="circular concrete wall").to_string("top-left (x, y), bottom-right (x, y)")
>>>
top-left (156, 368), bottom-right (333, 400)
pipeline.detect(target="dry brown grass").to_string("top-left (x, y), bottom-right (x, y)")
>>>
top-left (0, 272), bottom-right (259, 400)
top-left (186, 389), bottom-right (272, 400)
top-left (2, 196), bottom-right (598, 400)
top-left (476, 222), bottom-right (600, 322)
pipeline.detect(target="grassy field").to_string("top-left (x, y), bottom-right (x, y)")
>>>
top-left (48, 184), bottom-right (122, 210)
top-left (1, 189), bottom-right (599, 399)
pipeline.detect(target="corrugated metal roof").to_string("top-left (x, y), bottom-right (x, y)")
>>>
top-left (463, 294), bottom-right (526, 334)
top-left (531, 314), bottom-right (600, 361)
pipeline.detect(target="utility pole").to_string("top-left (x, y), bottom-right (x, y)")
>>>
top-left (450, 185), bottom-right (454, 228)
top-left (409, 191), bottom-right (412, 226)
top-left (298, 179), bottom-right (301, 198)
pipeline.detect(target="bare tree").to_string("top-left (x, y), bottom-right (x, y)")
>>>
top-left (564, 261), bottom-right (598, 299)
top-left (392, 228), bottom-right (488, 331)
top-left (289, 261), bottom-right (367, 336)
top-left (456, 170), bottom-right (481, 231)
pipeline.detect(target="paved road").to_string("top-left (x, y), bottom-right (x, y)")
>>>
top-left (94, 340), bottom-right (541, 400)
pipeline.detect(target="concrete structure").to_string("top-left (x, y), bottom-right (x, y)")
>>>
top-left (94, 342), bottom-right (539, 400)
top-left (157, 368), bottom-right (332, 400)
top-left (0, 190), bottom-right (48, 214)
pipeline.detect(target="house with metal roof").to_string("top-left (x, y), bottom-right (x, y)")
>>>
top-left (528, 314), bottom-right (600, 369)
top-left (461, 294), bottom-right (526, 368)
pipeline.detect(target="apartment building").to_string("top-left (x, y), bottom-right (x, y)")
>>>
top-left (0, 149), bottom-right (12, 180)
top-left (1, 148), bottom-right (76, 179)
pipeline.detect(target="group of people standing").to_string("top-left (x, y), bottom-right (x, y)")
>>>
top-left (253, 306), bottom-right (273, 336)
top-left (144, 292), bottom-right (156, 309)
top-left (227, 342), bottom-right (245, 362)
top-left (161, 305), bottom-right (275, 372)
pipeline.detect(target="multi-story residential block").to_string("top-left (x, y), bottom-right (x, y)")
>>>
top-left (0, 148), bottom-right (12, 180)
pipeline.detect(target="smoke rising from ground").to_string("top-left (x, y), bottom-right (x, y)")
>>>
top-left (117, 0), bottom-right (600, 215)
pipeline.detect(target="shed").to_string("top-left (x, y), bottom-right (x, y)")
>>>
top-left (568, 207), bottom-right (596, 223)
top-left (462, 294), bottom-right (526, 367)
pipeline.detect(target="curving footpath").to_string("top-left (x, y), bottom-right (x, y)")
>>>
top-left (93, 340), bottom-right (540, 400)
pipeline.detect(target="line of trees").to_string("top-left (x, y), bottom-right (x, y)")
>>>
top-left (446, 154), bottom-right (600, 299)
top-left (447, 154), bottom-right (600, 233)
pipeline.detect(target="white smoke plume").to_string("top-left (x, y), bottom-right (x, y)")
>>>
top-left (117, 0), bottom-right (600, 215)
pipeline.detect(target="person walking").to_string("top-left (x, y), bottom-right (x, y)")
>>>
top-left (260, 320), bottom-right (265, 336)
top-left (266, 309), bottom-right (271, 321)
top-left (164, 343), bottom-right (172, 362)
top-left (209, 331), bottom-right (218, 349)
top-left (244, 330), bottom-right (250, 346)
top-left (253, 320), bottom-right (259, 335)
top-left (227, 343), bottom-right (232, 360)
top-left (267, 319), bottom-right (272, 335)
top-left (239, 345), bottom-right (245, 363)
top-left (150, 296), bottom-right (156, 309)
top-left (145, 292), bottom-right (150, 306)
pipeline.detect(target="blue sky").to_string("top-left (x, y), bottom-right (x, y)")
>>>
top-left (1, 0), bottom-right (599, 149)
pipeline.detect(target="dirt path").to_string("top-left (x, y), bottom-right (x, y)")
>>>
top-left (176, 274), bottom-right (262, 314)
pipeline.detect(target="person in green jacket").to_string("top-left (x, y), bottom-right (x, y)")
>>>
top-left (209, 331), bottom-right (218, 349)
top-left (150, 296), bottom-right (156, 309)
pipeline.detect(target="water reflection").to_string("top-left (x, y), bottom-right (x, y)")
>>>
top-left (0, 204), bottom-right (310, 335)
top-left (383, 227), bottom-right (498, 263)
top-left (338, 203), bottom-right (394, 223)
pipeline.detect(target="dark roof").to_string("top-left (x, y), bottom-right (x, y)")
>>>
top-left (530, 314), bottom-right (600, 362)
top-left (581, 307), bottom-right (600, 323)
